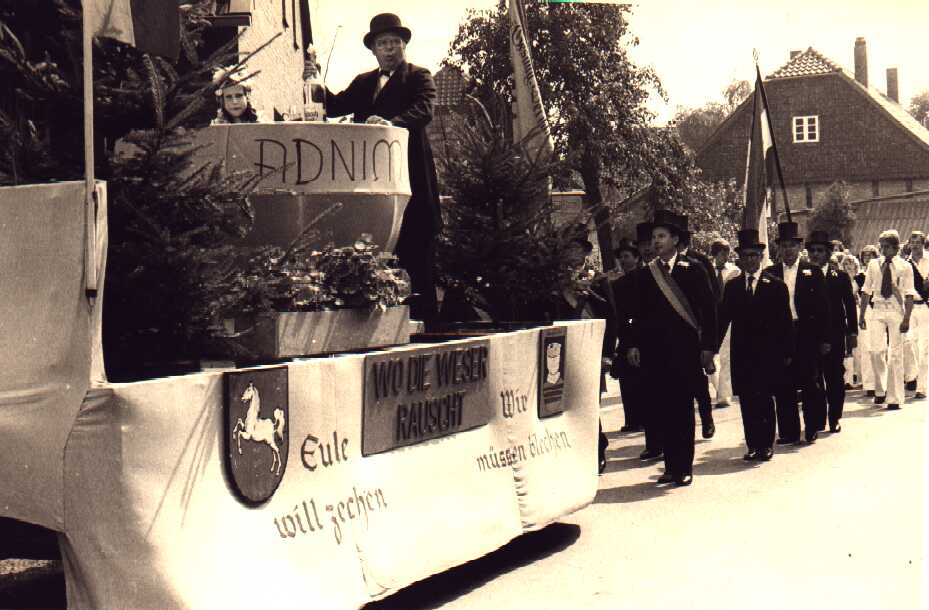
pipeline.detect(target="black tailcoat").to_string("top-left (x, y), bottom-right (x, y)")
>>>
top-left (625, 257), bottom-right (718, 390)
top-left (684, 248), bottom-right (720, 303)
top-left (718, 272), bottom-right (794, 396)
top-left (325, 61), bottom-right (442, 236)
top-left (822, 267), bottom-right (857, 352)
top-left (765, 261), bottom-right (830, 355)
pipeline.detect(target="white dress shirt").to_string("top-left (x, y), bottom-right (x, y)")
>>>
top-left (862, 255), bottom-right (916, 309)
top-left (782, 260), bottom-right (800, 320)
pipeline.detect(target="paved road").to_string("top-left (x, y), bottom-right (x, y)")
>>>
top-left (369, 390), bottom-right (928, 610)
top-left (3, 391), bottom-right (926, 609)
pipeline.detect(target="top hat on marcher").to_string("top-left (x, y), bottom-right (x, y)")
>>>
top-left (652, 210), bottom-right (685, 236)
top-left (735, 229), bottom-right (765, 253)
top-left (635, 222), bottom-right (654, 243)
top-left (805, 229), bottom-right (832, 249)
top-left (614, 238), bottom-right (639, 258)
top-left (775, 221), bottom-right (803, 243)
top-left (363, 13), bottom-right (412, 49)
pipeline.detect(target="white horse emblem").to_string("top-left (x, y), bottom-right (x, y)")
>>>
top-left (232, 382), bottom-right (286, 475)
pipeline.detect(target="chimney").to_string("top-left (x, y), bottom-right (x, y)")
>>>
top-left (887, 68), bottom-right (899, 103)
top-left (790, 50), bottom-right (802, 60)
top-left (854, 37), bottom-right (868, 87)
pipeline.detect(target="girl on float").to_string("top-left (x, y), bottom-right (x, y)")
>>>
top-left (212, 71), bottom-right (260, 124)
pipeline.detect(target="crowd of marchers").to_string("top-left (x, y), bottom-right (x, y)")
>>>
top-left (590, 210), bottom-right (929, 487)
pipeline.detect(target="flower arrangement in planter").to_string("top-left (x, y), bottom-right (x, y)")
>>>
top-left (209, 233), bottom-right (413, 360)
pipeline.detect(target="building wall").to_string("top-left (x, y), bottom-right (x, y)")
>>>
top-left (237, 0), bottom-right (307, 119)
top-left (698, 73), bottom-right (929, 187)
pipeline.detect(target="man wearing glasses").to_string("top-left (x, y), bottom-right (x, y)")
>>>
top-left (859, 230), bottom-right (916, 411)
top-left (325, 13), bottom-right (441, 328)
top-left (806, 230), bottom-right (857, 433)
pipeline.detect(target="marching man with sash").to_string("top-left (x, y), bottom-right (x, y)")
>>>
top-left (624, 210), bottom-right (717, 487)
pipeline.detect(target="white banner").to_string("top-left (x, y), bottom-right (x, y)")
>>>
top-left (56, 321), bottom-right (602, 609)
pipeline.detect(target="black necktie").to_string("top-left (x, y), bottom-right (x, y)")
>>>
top-left (746, 275), bottom-right (755, 296)
top-left (881, 260), bottom-right (893, 299)
top-left (379, 70), bottom-right (392, 77)
top-left (660, 260), bottom-right (670, 275)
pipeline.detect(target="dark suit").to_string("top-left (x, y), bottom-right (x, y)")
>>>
top-left (611, 271), bottom-right (650, 438)
top-left (625, 256), bottom-right (717, 477)
top-left (766, 261), bottom-right (830, 440)
top-left (819, 267), bottom-right (857, 426)
top-left (718, 272), bottom-right (794, 451)
top-left (326, 61), bottom-right (441, 323)
top-left (682, 248), bottom-right (717, 426)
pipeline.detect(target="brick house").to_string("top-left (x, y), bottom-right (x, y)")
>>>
top-left (204, 0), bottom-right (312, 119)
top-left (696, 38), bottom-right (929, 250)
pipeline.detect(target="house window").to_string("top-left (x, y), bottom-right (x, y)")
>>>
top-left (792, 116), bottom-right (819, 143)
top-left (805, 184), bottom-right (813, 208)
top-left (906, 178), bottom-right (914, 192)
top-left (208, 0), bottom-right (252, 27)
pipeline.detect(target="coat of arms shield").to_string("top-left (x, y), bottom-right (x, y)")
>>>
top-left (224, 367), bottom-right (289, 505)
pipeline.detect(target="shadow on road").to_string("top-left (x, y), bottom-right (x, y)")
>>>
top-left (363, 523), bottom-right (581, 610)
top-left (593, 477), bottom-right (674, 504)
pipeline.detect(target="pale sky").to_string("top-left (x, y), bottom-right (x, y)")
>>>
top-left (311, 0), bottom-right (929, 124)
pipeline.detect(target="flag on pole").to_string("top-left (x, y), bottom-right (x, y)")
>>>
top-left (742, 64), bottom-right (790, 265)
top-left (86, 0), bottom-right (180, 60)
top-left (508, 0), bottom-right (555, 162)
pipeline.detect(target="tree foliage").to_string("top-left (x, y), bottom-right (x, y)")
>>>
top-left (909, 89), bottom-right (929, 127)
top-left (436, 104), bottom-right (590, 322)
top-left (672, 79), bottom-right (750, 154)
top-left (809, 181), bottom-right (856, 249)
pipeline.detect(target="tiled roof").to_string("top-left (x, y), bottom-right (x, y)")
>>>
top-left (767, 48), bottom-right (844, 80)
top-left (434, 66), bottom-right (467, 108)
top-left (767, 46), bottom-right (929, 154)
top-left (851, 196), bottom-right (929, 250)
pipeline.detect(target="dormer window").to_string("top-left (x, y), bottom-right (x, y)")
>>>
top-left (793, 116), bottom-right (819, 143)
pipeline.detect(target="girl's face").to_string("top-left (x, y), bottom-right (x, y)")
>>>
top-left (222, 85), bottom-right (248, 118)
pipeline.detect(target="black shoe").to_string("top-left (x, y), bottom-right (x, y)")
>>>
top-left (673, 474), bottom-right (694, 486)
top-left (874, 395), bottom-right (886, 405)
top-left (702, 422), bottom-right (716, 439)
top-left (657, 472), bottom-right (675, 484)
top-left (906, 379), bottom-right (917, 391)
top-left (759, 448), bottom-right (774, 461)
top-left (743, 450), bottom-right (759, 461)
top-left (776, 437), bottom-right (799, 445)
top-left (805, 431), bottom-right (818, 444)
top-left (599, 454), bottom-right (607, 474)
top-left (829, 421), bottom-right (842, 433)
top-left (639, 449), bottom-right (663, 461)
top-left (915, 392), bottom-right (926, 399)
top-left (866, 390), bottom-right (875, 397)
top-left (619, 425), bottom-right (634, 432)
top-left (714, 402), bottom-right (729, 409)
top-left (887, 404), bottom-right (901, 410)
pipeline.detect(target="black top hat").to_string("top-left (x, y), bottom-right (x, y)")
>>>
top-left (775, 221), bottom-right (803, 243)
top-left (652, 209), bottom-right (684, 236)
top-left (635, 222), bottom-right (654, 243)
top-left (363, 13), bottom-right (412, 49)
top-left (614, 238), bottom-right (639, 257)
top-left (735, 229), bottom-right (766, 252)
top-left (805, 230), bottom-right (831, 248)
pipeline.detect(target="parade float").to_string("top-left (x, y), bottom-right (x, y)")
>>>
top-left (0, 2), bottom-right (602, 608)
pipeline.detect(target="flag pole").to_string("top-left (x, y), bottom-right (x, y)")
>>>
top-left (754, 63), bottom-right (791, 223)
top-left (82, 5), bottom-right (98, 299)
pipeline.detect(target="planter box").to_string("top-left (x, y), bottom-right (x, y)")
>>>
top-left (227, 306), bottom-right (410, 359)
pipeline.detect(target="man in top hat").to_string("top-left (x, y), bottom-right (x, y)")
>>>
top-left (676, 213), bottom-right (719, 439)
top-left (806, 230), bottom-right (858, 433)
top-left (325, 13), bottom-right (441, 327)
top-left (859, 229), bottom-right (916, 410)
top-left (709, 238), bottom-right (740, 409)
top-left (624, 210), bottom-right (717, 486)
top-left (718, 229), bottom-right (794, 461)
top-left (766, 221), bottom-right (830, 444)
top-left (634, 221), bottom-right (656, 264)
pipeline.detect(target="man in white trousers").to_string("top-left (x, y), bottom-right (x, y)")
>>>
top-left (860, 230), bottom-right (915, 410)
top-left (905, 231), bottom-right (929, 399)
